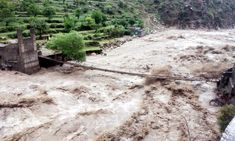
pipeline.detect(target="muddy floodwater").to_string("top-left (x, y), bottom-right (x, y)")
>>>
top-left (1, 29), bottom-right (235, 141)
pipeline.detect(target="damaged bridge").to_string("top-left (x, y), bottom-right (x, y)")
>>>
top-left (0, 29), bottom-right (40, 74)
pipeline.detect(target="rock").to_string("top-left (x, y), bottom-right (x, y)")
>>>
top-left (91, 53), bottom-right (97, 56)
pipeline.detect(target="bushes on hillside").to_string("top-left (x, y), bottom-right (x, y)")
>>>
top-left (79, 16), bottom-right (97, 30)
top-left (29, 18), bottom-right (48, 38)
top-left (19, 0), bottom-right (41, 16)
top-left (26, 3), bottom-right (40, 16)
top-left (0, 23), bottom-right (26, 33)
top-left (64, 14), bottom-right (100, 31)
top-left (75, 8), bottom-right (81, 18)
top-left (0, 0), bottom-right (144, 40)
top-left (64, 16), bottom-right (78, 32)
top-left (112, 15), bottom-right (144, 29)
top-left (0, 0), bottom-right (15, 26)
top-left (102, 4), bottom-right (115, 14)
top-left (46, 31), bottom-right (86, 61)
top-left (97, 25), bottom-right (125, 38)
top-left (91, 10), bottom-right (107, 24)
top-left (42, 6), bottom-right (56, 21)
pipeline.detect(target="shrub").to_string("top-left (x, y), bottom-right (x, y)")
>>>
top-left (218, 104), bottom-right (235, 132)
top-left (49, 23), bottom-right (64, 28)
top-left (7, 32), bottom-right (17, 39)
top-left (0, 0), bottom-right (15, 26)
top-left (22, 30), bottom-right (30, 37)
top-left (64, 16), bottom-right (78, 32)
top-left (102, 4), bottom-right (115, 14)
top-left (26, 3), bottom-right (40, 16)
top-left (42, 6), bottom-right (56, 20)
top-left (29, 17), bottom-right (48, 38)
top-left (79, 16), bottom-right (96, 30)
top-left (111, 16), bottom-right (144, 29)
top-left (75, 8), bottom-right (81, 18)
top-left (0, 23), bottom-right (26, 33)
top-left (91, 10), bottom-right (106, 24)
top-left (46, 31), bottom-right (86, 61)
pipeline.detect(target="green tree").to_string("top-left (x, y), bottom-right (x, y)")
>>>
top-left (43, 0), bottom-right (50, 7)
top-left (43, 6), bottom-right (56, 20)
top-left (79, 16), bottom-right (96, 30)
top-left (74, 0), bottom-right (79, 7)
top-left (0, 0), bottom-right (15, 26)
top-left (20, 0), bottom-right (34, 11)
top-left (64, 16), bottom-right (78, 32)
top-left (75, 8), bottom-right (81, 18)
top-left (27, 3), bottom-right (40, 16)
top-left (91, 10), bottom-right (106, 24)
top-left (46, 31), bottom-right (86, 61)
top-left (29, 18), bottom-right (48, 38)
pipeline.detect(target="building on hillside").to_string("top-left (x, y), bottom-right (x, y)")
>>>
top-left (0, 29), bottom-right (40, 74)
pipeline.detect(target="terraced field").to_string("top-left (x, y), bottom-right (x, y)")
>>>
top-left (0, 0), bottom-right (145, 54)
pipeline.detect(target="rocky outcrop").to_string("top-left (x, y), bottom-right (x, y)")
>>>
top-left (151, 0), bottom-right (235, 29)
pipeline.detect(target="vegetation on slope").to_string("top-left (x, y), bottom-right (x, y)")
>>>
top-left (0, 0), bottom-right (144, 39)
top-left (0, 0), bottom-right (145, 54)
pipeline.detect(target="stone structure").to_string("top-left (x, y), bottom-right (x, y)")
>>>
top-left (0, 29), bottom-right (40, 74)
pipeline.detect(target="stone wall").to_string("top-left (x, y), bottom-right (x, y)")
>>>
top-left (20, 51), bottom-right (40, 74)
top-left (18, 29), bottom-right (40, 74)
top-left (23, 38), bottom-right (35, 52)
top-left (0, 44), bottom-right (19, 70)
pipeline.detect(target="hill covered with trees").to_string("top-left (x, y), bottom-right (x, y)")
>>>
top-left (0, 0), bottom-right (146, 54)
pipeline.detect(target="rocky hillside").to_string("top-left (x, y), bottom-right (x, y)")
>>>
top-left (144, 0), bottom-right (235, 29)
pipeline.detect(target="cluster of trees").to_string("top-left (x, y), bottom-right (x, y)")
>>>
top-left (0, 0), bottom-right (16, 26)
top-left (19, 0), bottom-right (56, 19)
top-left (63, 10), bottom-right (107, 32)
top-left (152, 0), bottom-right (235, 28)
top-left (46, 31), bottom-right (86, 61)
top-left (0, 0), bottom-right (56, 24)
top-left (0, 0), bottom-right (56, 38)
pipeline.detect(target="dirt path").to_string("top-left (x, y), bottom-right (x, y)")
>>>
top-left (1, 29), bottom-right (235, 141)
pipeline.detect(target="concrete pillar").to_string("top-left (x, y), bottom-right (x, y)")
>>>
top-left (17, 29), bottom-right (25, 55)
top-left (30, 28), bottom-right (37, 51)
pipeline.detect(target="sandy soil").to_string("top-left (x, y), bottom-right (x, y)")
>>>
top-left (1, 29), bottom-right (235, 141)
